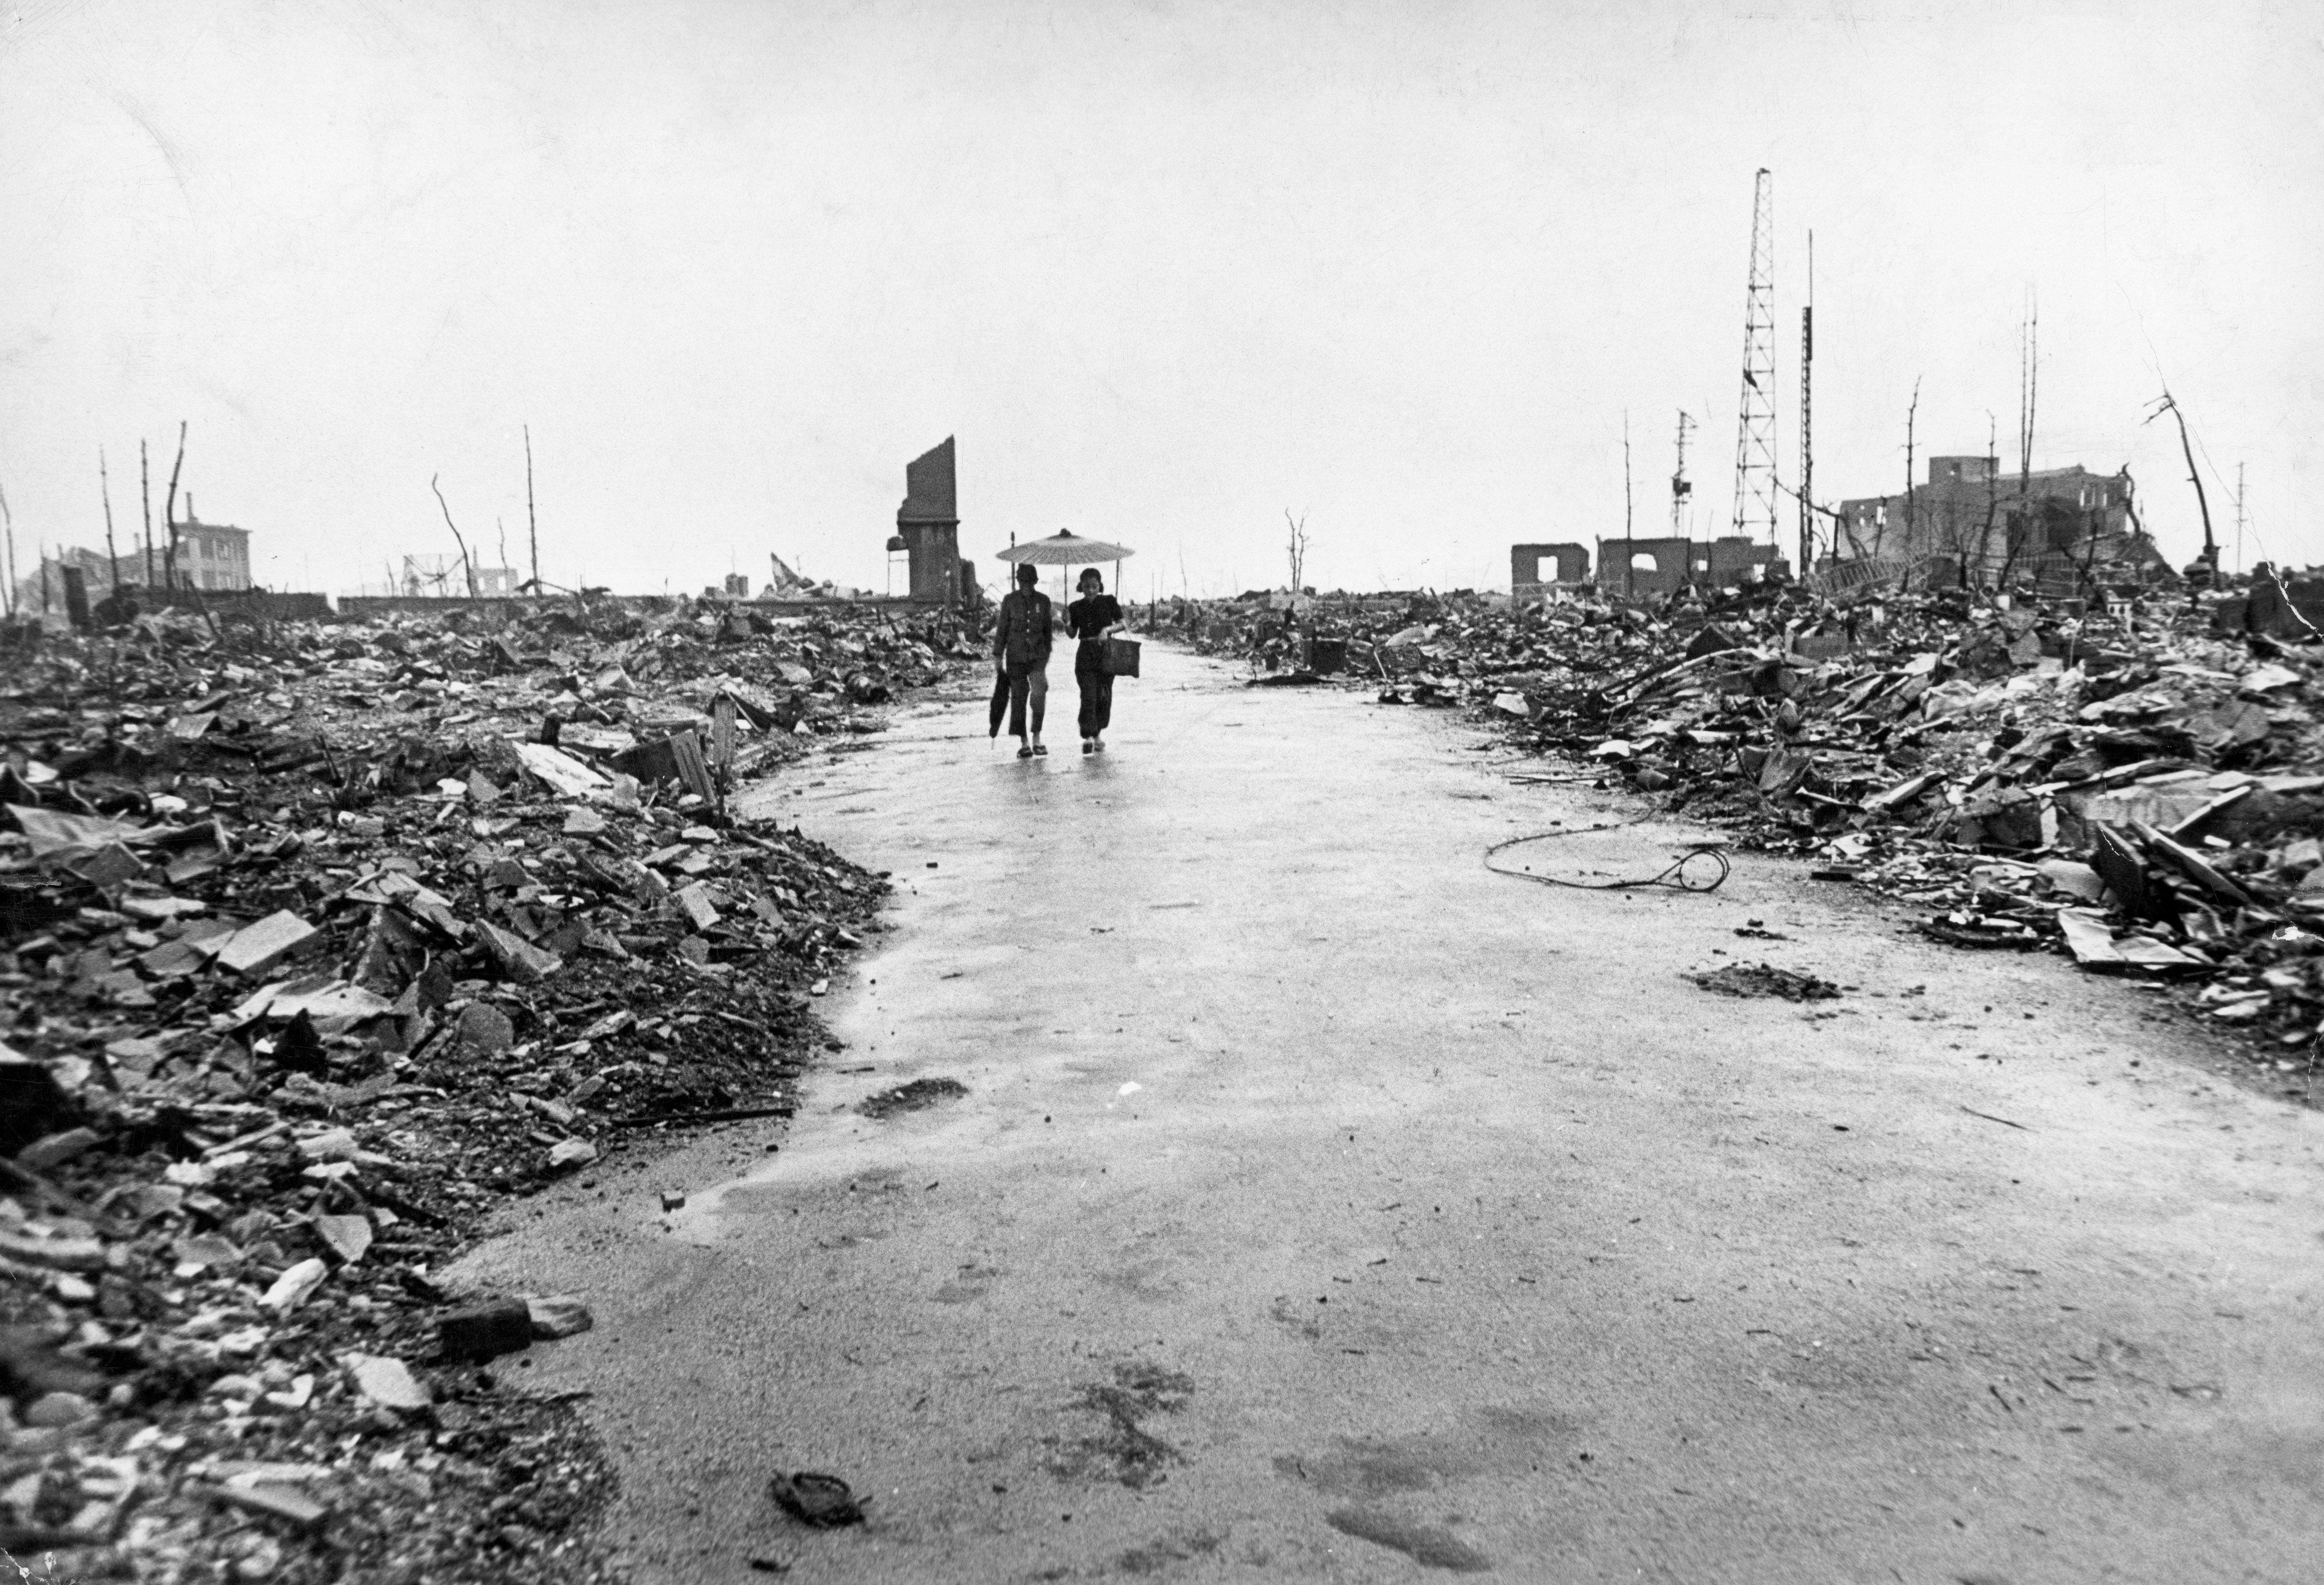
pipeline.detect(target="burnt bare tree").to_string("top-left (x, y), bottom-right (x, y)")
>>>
top-left (161, 422), bottom-right (188, 592)
top-left (1997, 295), bottom-right (2038, 589)
top-left (431, 473), bottom-right (482, 598)
top-left (2144, 390), bottom-right (2218, 586)
top-left (524, 424), bottom-right (540, 591)
top-left (0, 482), bottom-right (15, 618)
top-left (1284, 508), bottom-right (1309, 593)
top-left (99, 447), bottom-right (121, 593)
top-left (139, 439), bottom-right (154, 589)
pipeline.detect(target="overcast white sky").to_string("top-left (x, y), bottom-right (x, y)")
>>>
top-left (3, 0), bottom-right (2318, 599)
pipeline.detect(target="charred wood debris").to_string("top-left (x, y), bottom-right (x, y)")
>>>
top-left (0, 595), bottom-right (981, 1580)
top-left (1171, 581), bottom-right (2324, 1094)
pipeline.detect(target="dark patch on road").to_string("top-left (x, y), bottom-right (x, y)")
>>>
top-left (1115, 1528), bottom-right (1226, 1574)
top-left (933, 1262), bottom-right (1001, 1303)
top-left (1324, 1508), bottom-right (1491, 1572)
top-left (1690, 962), bottom-right (1841, 1001)
top-left (1273, 1408), bottom-right (1580, 1497)
top-left (857, 1077), bottom-right (968, 1118)
top-left (1044, 1364), bottom-right (1194, 1489)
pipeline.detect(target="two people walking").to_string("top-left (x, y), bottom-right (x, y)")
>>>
top-left (989, 564), bottom-right (1124, 758)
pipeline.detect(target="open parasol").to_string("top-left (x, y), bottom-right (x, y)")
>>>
top-left (995, 529), bottom-right (1136, 604)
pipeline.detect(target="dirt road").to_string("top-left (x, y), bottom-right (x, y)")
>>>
top-left (461, 643), bottom-right (2324, 1582)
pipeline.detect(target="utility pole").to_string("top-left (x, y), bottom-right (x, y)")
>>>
top-left (1730, 168), bottom-right (1779, 546)
top-left (1622, 410), bottom-right (1633, 537)
top-left (1670, 410), bottom-right (1695, 535)
top-left (2234, 462), bottom-right (2246, 574)
top-left (1798, 229), bottom-right (1814, 572)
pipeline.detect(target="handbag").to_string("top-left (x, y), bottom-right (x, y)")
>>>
top-left (1099, 636), bottom-right (1141, 678)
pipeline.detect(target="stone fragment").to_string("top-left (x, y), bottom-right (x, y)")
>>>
top-left (548, 1138), bottom-right (598, 1170)
top-left (215, 911), bottom-right (320, 978)
top-left (477, 922), bottom-right (562, 984)
top-left (0, 1231), bottom-right (106, 1272)
top-left (261, 1257), bottom-right (329, 1312)
top-left (674, 883), bottom-right (721, 931)
top-left (207, 1481), bottom-right (329, 1530)
top-left (344, 1352), bottom-right (431, 1410)
top-left (311, 1214), bottom-right (373, 1265)
top-left (437, 1298), bottom-right (535, 1363)
top-left (527, 1294), bottom-right (594, 1339)
top-left (16, 1126), bottom-right (102, 1170)
top-left (23, 1390), bottom-right (98, 1427)
top-left (454, 1002), bottom-right (516, 1055)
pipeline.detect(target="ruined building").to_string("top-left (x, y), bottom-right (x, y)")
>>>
top-left (1832, 456), bottom-right (2170, 589)
top-left (891, 436), bottom-right (977, 606)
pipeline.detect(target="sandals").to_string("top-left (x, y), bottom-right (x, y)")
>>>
top-left (1017, 745), bottom-right (1034, 759)
top-left (1033, 743), bottom-right (1049, 757)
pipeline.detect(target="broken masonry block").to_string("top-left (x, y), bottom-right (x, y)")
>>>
top-left (437, 1297), bottom-right (535, 1363)
top-left (215, 910), bottom-right (321, 978)
top-left (527, 1294), bottom-right (594, 1339)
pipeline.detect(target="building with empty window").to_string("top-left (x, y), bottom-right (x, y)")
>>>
top-left (1831, 456), bottom-right (2165, 586)
top-left (172, 505), bottom-right (254, 591)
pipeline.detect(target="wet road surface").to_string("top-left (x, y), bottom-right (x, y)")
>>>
top-left (461, 643), bottom-right (2324, 1582)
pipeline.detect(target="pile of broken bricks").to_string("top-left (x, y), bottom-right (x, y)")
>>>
top-left (1, 596), bottom-right (974, 1580)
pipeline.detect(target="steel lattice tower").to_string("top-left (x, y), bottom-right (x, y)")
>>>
top-left (1730, 169), bottom-right (1778, 546)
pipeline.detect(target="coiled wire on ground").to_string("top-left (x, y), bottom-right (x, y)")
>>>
top-left (1484, 824), bottom-right (1732, 893)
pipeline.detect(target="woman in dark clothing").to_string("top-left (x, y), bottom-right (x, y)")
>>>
top-left (1067, 569), bottom-right (1124, 754)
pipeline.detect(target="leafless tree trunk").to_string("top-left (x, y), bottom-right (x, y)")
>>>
top-left (431, 474), bottom-right (482, 598)
top-left (524, 424), bottom-right (540, 591)
top-left (161, 421), bottom-right (188, 593)
top-left (139, 439), bottom-right (154, 589)
top-left (1971, 411), bottom-right (2001, 583)
top-left (0, 482), bottom-right (15, 618)
top-left (1622, 410), bottom-right (1634, 537)
top-left (2002, 294), bottom-right (2037, 590)
top-left (99, 447), bottom-right (121, 594)
top-left (1284, 508), bottom-right (1309, 593)
top-left (2144, 391), bottom-right (2217, 586)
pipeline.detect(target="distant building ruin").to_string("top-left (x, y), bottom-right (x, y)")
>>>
top-left (399, 554), bottom-right (518, 598)
top-left (173, 504), bottom-right (253, 591)
top-left (1831, 456), bottom-right (2170, 589)
top-left (1510, 542), bottom-right (1590, 600)
top-left (894, 436), bottom-right (975, 606)
top-left (1591, 535), bottom-right (1788, 599)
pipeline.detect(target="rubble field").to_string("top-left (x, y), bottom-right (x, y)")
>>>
top-left (1167, 578), bottom-right (2324, 1102)
top-left (1, 595), bottom-right (980, 1581)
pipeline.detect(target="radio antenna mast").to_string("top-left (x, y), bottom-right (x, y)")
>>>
top-left (1730, 168), bottom-right (1779, 547)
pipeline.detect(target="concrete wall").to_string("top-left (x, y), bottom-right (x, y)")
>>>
top-left (1510, 542), bottom-right (1590, 588)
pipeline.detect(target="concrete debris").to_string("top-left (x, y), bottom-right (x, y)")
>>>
top-left (1690, 963), bottom-right (1843, 1001)
top-left (432, 1298), bottom-right (536, 1369)
top-left (342, 1351), bottom-right (431, 1411)
top-left (1169, 579), bottom-right (2324, 1089)
top-left (768, 1469), bottom-right (865, 1528)
top-left (525, 1294), bottom-right (594, 1339)
top-left (857, 1076), bottom-right (968, 1118)
top-left (0, 594), bottom-right (976, 1578)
